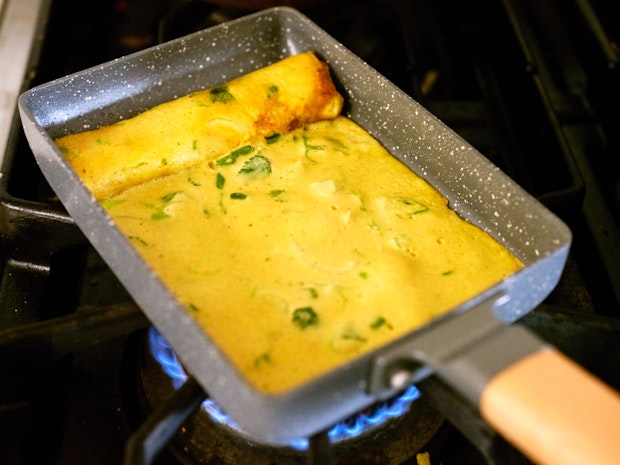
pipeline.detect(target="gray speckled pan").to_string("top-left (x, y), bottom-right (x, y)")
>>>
top-left (19, 7), bottom-right (571, 445)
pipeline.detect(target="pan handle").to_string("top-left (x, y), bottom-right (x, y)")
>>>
top-left (368, 296), bottom-right (620, 465)
top-left (479, 346), bottom-right (620, 465)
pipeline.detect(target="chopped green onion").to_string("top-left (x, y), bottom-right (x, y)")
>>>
top-left (209, 86), bottom-right (234, 103)
top-left (265, 133), bottom-right (281, 144)
top-left (216, 145), bottom-right (255, 166)
top-left (238, 155), bottom-right (271, 179)
top-left (370, 317), bottom-right (387, 329)
top-left (292, 307), bottom-right (319, 329)
top-left (161, 191), bottom-right (181, 203)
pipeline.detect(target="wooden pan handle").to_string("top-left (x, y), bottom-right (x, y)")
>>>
top-left (480, 347), bottom-right (620, 465)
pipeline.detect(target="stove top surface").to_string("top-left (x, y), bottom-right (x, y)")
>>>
top-left (2, 0), bottom-right (620, 464)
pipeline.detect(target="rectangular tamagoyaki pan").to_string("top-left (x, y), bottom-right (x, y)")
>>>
top-left (18, 7), bottom-right (620, 465)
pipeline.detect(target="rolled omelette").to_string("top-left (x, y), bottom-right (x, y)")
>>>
top-left (55, 52), bottom-right (344, 200)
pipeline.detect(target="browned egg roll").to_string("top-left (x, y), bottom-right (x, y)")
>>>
top-left (55, 52), bottom-right (343, 200)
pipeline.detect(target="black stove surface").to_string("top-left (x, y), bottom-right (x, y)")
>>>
top-left (1, 0), bottom-right (619, 464)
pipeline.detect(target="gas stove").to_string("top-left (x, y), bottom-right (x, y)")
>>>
top-left (1, 0), bottom-right (619, 464)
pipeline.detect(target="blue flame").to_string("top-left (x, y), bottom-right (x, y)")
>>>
top-left (148, 327), bottom-right (420, 449)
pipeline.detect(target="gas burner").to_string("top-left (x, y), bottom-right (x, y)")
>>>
top-left (123, 328), bottom-right (444, 465)
top-left (149, 328), bottom-right (422, 449)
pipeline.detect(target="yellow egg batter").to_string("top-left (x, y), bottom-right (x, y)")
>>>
top-left (102, 115), bottom-right (523, 393)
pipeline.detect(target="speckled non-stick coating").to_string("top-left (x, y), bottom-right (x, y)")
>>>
top-left (18, 7), bottom-right (570, 444)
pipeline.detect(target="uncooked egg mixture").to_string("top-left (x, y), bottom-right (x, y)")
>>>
top-left (56, 54), bottom-right (523, 393)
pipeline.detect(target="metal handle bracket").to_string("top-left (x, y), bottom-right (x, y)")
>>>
top-left (367, 292), bottom-right (545, 406)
